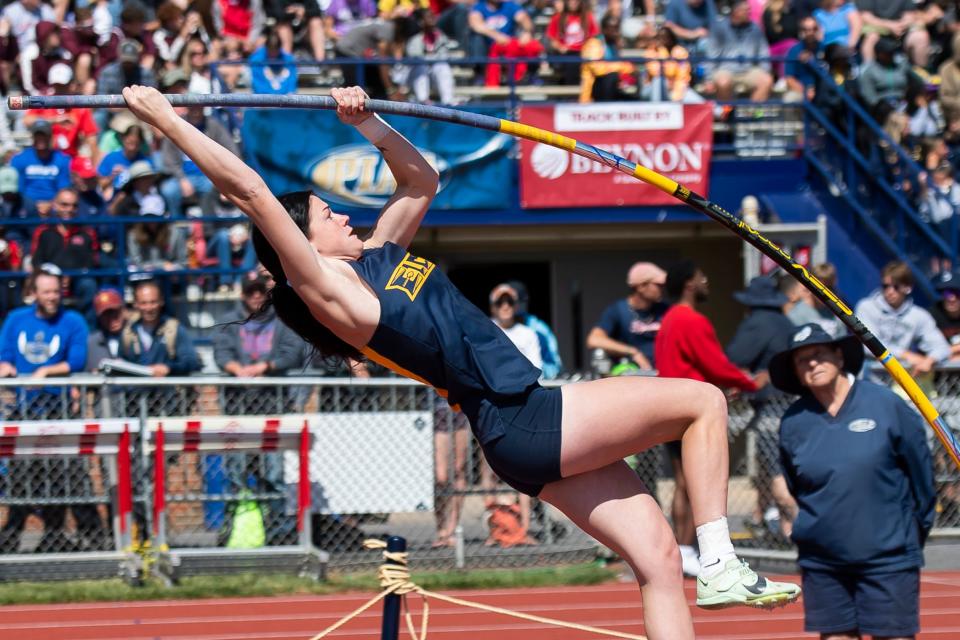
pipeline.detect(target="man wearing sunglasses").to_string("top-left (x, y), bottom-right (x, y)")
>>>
top-left (854, 260), bottom-right (950, 377)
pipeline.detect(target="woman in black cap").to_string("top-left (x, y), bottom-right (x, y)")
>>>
top-left (770, 323), bottom-right (936, 640)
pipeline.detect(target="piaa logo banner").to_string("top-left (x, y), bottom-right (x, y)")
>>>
top-left (518, 103), bottom-right (713, 208)
top-left (242, 109), bottom-right (514, 210)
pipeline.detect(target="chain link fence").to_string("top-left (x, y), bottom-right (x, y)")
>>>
top-left (1, 371), bottom-right (959, 581)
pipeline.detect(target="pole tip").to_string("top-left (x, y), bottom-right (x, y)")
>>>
top-left (7, 96), bottom-right (22, 110)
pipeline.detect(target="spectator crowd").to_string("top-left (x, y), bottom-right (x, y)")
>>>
top-left (0, 0), bottom-right (959, 321)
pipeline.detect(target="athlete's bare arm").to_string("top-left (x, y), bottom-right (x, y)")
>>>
top-left (121, 85), bottom-right (376, 345)
top-left (331, 87), bottom-right (439, 250)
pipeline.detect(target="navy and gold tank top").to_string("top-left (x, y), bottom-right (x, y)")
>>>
top-left (349, 242), bottom-right (541, 441)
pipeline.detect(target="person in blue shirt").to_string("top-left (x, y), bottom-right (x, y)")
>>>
top-left (587, 261), bottom-right (668, 372)
top-left (249, 28), bottom-right (299, 95)
top-left (119, 279), bottom-right (199, 376)
top-left (664, 0), bottom-right (716, 55)
top-left (0, 265), bottom-right (88, 411)
top-left (9, 119), bottom-right (72, 215)
top-left (0, 265), bottom-right (89, 553)
top-left (770, 324), bottom-right (936, 640)
top-left (96, 122), bottom-right (150, 199)
top-left (785, 15), bottom-right (823, 102)
top-left (813, 0), bottom-right (862, 49)
top-left (158, 72), bottom-right (240, 216)
top-left (467, 0), bottom-right (537, 85)
top-left (725, 275), bottom-right (795, 542)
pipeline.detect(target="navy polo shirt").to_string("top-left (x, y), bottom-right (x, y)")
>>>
top-left (779, 379), bottom-right (936, 573)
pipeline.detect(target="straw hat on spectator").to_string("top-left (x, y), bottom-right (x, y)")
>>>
top-left (489, 283), bottom-right (519, 305)
top-left (109, 110), bottom-right (140, 135)
top-left (121, 161), bottom-right (164, 193)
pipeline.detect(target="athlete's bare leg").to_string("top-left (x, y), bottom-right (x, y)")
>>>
top-left (558, 376), bottom-right (729, 526)
top-left (541, 462), bottom-right (692, 640)
top-left (539, 376), bottom-right (728, 637)
top-left (547, 376), bottom-right (799, 614)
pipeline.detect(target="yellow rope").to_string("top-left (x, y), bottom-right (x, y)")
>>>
top-left (308, 539), bottom-right (647, 640)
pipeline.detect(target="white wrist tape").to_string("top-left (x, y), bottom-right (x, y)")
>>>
top-left (355, 114), bottom-right (392, 145)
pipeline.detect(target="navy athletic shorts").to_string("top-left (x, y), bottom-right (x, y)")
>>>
top-left (472, 386), bottom-right (564, 497)
top-left (801, 567), bottom-right (920, 637)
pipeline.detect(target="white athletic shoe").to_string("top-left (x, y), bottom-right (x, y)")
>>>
top-left (696, 558), bottom-right (801, 609)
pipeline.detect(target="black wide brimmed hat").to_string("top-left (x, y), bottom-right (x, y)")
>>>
top-left (768, 323), bottom-right (864, 395)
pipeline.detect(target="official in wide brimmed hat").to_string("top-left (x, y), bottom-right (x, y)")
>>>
top-left (733, 275), bottom-right (788, 309)
top-left (771, 322), bottom-right (935, 640)
top-left (768, 323), bottom-right (863, 395)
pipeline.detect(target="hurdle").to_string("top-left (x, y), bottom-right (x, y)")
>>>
top-left (0, 419), bottom-right (140, 582)
top-left (145, 415), bottom-right (325, 584)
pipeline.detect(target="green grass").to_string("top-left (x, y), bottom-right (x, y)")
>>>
top-left (0, 562), bottom-right (620, 606)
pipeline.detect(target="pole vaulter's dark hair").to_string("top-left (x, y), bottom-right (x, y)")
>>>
top-left (250, 190), bottom-right (362, 361)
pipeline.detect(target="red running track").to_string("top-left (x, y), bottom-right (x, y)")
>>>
top-left (2, 571), bottom-right (959, 640)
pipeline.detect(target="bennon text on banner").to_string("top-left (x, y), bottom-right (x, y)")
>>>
top-left (519, 103), bottom-right (714, 208)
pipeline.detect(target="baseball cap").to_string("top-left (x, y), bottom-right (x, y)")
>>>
top-left (139, 193), bottom-right (166, 216)
top-left (228, 223), bottom-right (249, 243)
top-left (626, 262), bottom-right (666, 287)
top-left (0, 166), bottom-right (18, 194)
top-left (118, 38), bottom-right (142, 64)
top-left (47, 62), bottom-right (73, 86)
top-left (160, 68), bottom-right (189, 90)
top-left (489, 283), bottom-right (519, 304)
top-left (93, 288), bottom-right (123, 316)
top-left (30, 119), bottom-right (52, 135)
top-left (70, 155), bottom-right (96, 179)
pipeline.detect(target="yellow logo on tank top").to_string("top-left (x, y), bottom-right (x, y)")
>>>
top-left (385, 253), bottom-right (435, 301)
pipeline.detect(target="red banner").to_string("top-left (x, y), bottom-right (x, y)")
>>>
top-left (519, 103), bottom-right (713, 208)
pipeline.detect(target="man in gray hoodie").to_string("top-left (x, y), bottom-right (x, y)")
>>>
top-left (854, 261), bottom-right (951, 379)
top-left (703, 0), bottom-right (772, 102)
top-left (213, 274), bottom-right (311, 414)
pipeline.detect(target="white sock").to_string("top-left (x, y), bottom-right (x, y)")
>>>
top-left (696, 517), bottom-right (736, 578)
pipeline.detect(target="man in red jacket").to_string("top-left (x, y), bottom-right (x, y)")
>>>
top-left (654, 259), bottom-right (763, 578)
top-left (29, 187), bottom-right (98, 321)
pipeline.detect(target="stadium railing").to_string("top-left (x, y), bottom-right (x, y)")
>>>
top-left (801, 62), bottom-right (954, 299)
